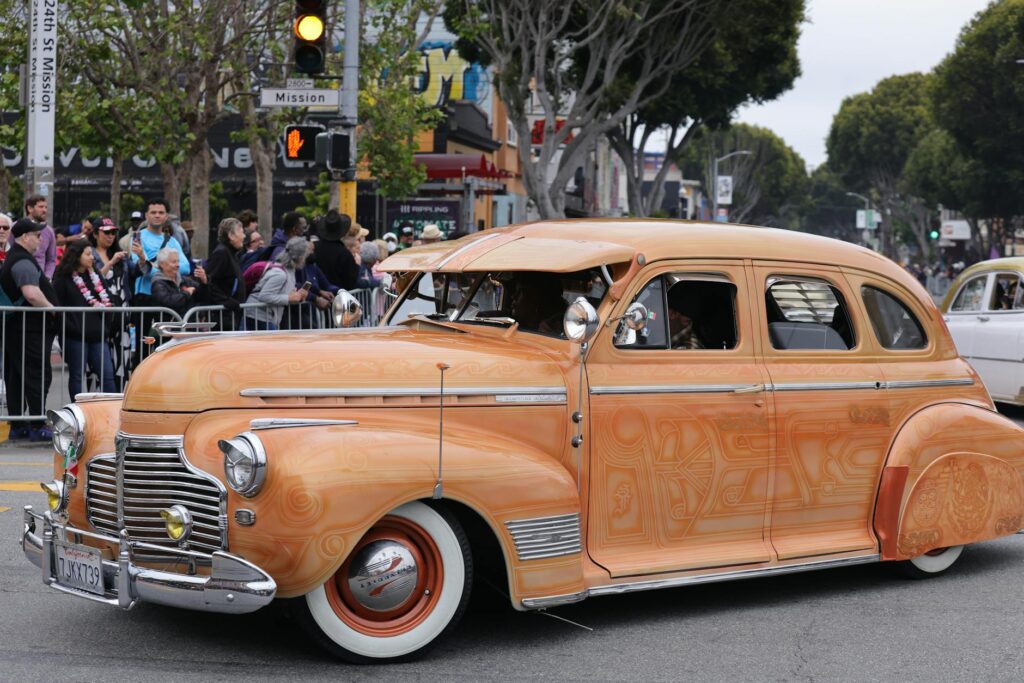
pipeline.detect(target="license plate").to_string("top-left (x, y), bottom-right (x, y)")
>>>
top-left (54, 540), bottom-right (105, 596)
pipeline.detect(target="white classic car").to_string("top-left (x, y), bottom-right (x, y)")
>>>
top-left (943, 257), bottom-right (1024, 405)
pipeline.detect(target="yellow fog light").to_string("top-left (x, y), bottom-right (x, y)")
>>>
top-left (41, 479), bottom-right (66, 513)
top-left (160, 505), bottom-right (192, 542)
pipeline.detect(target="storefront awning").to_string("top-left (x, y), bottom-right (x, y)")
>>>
top-left (414, 153), bottom-right (501, 180)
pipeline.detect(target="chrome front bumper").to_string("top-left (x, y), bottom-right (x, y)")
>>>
top-left (21, 506), bottom-right (276, 614)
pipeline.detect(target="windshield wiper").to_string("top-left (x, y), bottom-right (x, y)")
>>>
top-left (464, 316), bottom-right (517, 327)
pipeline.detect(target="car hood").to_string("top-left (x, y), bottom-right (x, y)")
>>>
top-left (122, 325), bottom-right (569, 413)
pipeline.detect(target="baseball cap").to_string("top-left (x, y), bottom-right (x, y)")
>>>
top-left (382, 232), bottom-right (397, 242)
top-left (401, 226), bottom-right (414, 235)
top-left (95, 216), bottom-right (117, 232)
top-left (12, 217), bottom-right (42, 237)
top-left (130, 211), bottom-right (143, 220)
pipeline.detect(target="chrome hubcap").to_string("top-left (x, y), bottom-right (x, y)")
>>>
top-left (346, 540), bottom-right (419, 612)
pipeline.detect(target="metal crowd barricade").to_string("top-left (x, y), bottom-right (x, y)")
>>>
top-left (1, 305), bottom-right (182, 423)
top-left (181, 300), bottom-right (329, 332)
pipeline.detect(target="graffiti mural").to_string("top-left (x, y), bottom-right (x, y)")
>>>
top-left (417, 41), bottom-right (491, 117)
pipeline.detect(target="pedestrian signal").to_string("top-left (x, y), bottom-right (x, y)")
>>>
top-left (293, 0), bottom-right (327, 75)
top-left (315, 131), bottom-right (352, 174)
top-left (283, 125), bottom-right (321, 162)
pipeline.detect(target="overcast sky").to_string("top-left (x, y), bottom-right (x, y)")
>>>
top-left (737, 0), bottom-right (994, 170)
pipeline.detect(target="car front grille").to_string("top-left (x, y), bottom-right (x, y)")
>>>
top-left (85, 434), bottom-right (227, 553)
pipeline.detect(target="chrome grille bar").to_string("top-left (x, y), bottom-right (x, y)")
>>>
top-left (505, 513), bottom-right (582, 561)
top-left (84, 434), bottom-right (229, 554)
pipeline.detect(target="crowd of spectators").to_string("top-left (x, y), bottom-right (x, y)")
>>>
top-left (0, 197), bottom-right (439, 441)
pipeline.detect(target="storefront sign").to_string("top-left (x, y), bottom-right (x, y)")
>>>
top-left (385, 199), bottom-right (462, 236)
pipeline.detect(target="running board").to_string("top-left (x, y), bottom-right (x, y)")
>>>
top-left (521, 553), bottom-right (880, 610)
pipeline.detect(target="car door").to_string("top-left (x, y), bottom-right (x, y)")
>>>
top-left (943, 272), bottom-right (990, 365)
top-left (966, 272), bottom-right (1024, 402)
top-left (752, 263), bottom-right (887, 561)
top-left (586, 260), bottom-right (773, 577)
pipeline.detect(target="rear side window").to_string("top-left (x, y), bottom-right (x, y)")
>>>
top-left (861, 286), bottom-right (927, 350)
top-left (950, 276), bottom-right (986, 312)
top-left (765, 278), bottom-right (855, 350)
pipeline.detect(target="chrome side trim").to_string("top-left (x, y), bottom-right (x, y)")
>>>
top-left (241, 385), bottom-right (567, 400)
top-left (884, 378), bottom-right (975, 389)
top-left (521, 553), bottom-right (880, 609)
top-left (590, 379), bottom-right (974, 395)
top-left (771, 381), bottom-right (881, 392)
top-left (249, 418), bottom-right (359, 431)
top-left (590, 384), bottom-right (754, 395)
top-left (505, 513), bottom-right (582, 561)
top-left (435, 231), bottom-right (505, 269)
top-left (74, 393), bottom-right (125, 403)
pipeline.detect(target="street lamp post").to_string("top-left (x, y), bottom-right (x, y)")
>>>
top-left (712, 150), bottom-right (753, 222)
top-left (845, 191), bottom-right (884, 253)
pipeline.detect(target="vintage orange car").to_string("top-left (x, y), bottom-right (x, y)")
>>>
top-left (22, 219), bottom-right (1024, 662)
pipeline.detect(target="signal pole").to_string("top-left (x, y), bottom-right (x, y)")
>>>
top-left (337, 0), bottom-right (360, 219)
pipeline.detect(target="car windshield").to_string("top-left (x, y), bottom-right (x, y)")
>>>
top-left (390, 268), bottom-right (608, 338)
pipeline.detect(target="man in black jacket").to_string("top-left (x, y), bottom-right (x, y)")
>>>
top-left (314, 210), bottom-right (359, 291)
top-left (0, 218), bottom-right (57, 441)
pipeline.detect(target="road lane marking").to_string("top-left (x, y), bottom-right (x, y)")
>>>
top-left (0, 506), bottom-right (10, 513)
top-left (0, 482), bottom-right (41, 492)
top-left (0, 461), bottom-right (50, 467)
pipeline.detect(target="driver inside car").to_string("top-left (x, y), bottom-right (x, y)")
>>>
top-left (667, 285), bottom-right (704, 349)
top-left (509, 272), bottom-right (567, 335)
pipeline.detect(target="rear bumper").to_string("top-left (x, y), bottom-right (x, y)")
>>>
top-left (21, 506), bottom-right (276, 614)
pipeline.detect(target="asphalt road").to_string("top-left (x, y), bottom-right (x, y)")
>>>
top-left (4, 412), bottom-right (1024, 682)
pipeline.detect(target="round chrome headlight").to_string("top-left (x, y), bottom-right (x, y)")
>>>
top-left (46, 406), bottom-right (85, 459)
top-left (218, 433), bottom-right (267, 497)
top-left (332, 290), bottom-right (363, 327)
top-left (563, 297), bottom-right (599, 343)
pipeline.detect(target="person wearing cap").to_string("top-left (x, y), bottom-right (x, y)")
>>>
top-left (314, 210), bottom-right (359, 291)
top-left (90, 216), bottom-right (136, 304)
top-left (420, 224), bottom-right (443, 245)
top-left (381, 232), bottom-right (398, 254)
top-left (398, 222), bottom-right (415, 250)
top-left (0, 217), bottom-right (58, 441)
top-left (6, 195), bottom-right (57, 278)
top-left (129, 210), bottom-right (144, 231)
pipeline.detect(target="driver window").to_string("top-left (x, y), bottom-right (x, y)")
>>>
top-left (950, 275), bottom-right (987, 312)
top-left (990, 274), bottom-right (1023, 311)
top-left (615, 274), bottom-right (738, 350)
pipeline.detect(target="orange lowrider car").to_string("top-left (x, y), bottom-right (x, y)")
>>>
top-left (22, 220), bottom-right (1024, 662)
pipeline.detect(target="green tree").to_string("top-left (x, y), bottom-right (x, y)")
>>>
top-left (446, 0), bottom-right (726, 218)
top-left (930, 0), bottom-right (1024, 256)
top-left (608, 0), bottom-right (804, 216)
top-left (359, 0), bottom-right (444, 201)
top-left (678, 123), bottom-right (808, 228)
top-left (800, 165), bottom-right (866, 243)
top-left (826, 73), bottom-right (935, 259)
top-left (0, 0), bottom-right (26, 213)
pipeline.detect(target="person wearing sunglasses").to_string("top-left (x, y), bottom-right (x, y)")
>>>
top-left (90, 216), bottom-right (135, 305)
top-left (0, 212), bottom-right (11, 264)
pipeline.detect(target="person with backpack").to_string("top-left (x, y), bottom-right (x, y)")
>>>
top-left (204, 217), bottom-right (247, 331)
top-left (0, 218), bottom-right (57, 441)
top-left (243, 237), bottom-right (307, 331)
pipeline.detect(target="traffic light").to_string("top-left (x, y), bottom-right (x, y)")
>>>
top-left (316, 131), bottom-right (352, 173)
top-left (283, 125), bottom-right (322, 162)
top-left (293, 0), bottom-right (327, 75)
top-left (929, 229), bottom-right (940, 240)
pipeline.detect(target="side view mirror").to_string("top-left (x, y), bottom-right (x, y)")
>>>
top-left (332, 290), bottom-right (363, 327)
top-left (606, 302), bottom-right (648, 331)
top-left (563, 297), bottom-right (599, 343)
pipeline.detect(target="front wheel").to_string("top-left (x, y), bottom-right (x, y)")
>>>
top-left (897, 545), bottom-right (965, 579)
top-left (291, 501), bottom-right (472, 663)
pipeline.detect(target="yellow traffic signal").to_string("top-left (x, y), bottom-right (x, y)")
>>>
top-left (293, 0), bottom-right (327, 75)
top-left (294, 14), bottom-right (324, 42)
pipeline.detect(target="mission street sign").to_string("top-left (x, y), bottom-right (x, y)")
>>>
top-left (260, 88), bottom-right (340, 107)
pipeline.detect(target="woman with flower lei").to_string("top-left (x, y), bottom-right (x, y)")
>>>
top-left (52, 237), bottom-right (121, 397)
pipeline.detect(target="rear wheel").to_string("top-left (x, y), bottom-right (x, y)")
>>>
top-left (897, 545), bottom-right (965, 579)
top-left (292, 501), bottom-right (472, 663)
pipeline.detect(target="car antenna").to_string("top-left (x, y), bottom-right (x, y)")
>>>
top-left (433, 362), bottom-right (450, 499)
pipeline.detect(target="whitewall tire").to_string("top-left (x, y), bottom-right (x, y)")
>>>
top-left (292, 501), bottom-right (472, 663)
top-left (898, 545), bottom-right (965, 579)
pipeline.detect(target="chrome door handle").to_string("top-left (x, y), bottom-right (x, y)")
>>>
top-left (734, 384), bottom-right (765, 394)
top-left (977, 315), bottom-right (990, 322)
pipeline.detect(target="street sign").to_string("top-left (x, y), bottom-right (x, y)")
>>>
top-left (286, 78), bottom-right (315, 89)
top-left (856, 209), bottom-right (879, 230)
top-left (715, 175), bottom-right (733, 206)
top-left (260, 88), bottom-right (340, 107)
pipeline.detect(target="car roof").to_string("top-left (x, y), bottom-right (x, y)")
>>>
top-left (379, 219), bottom-right (898, 276)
